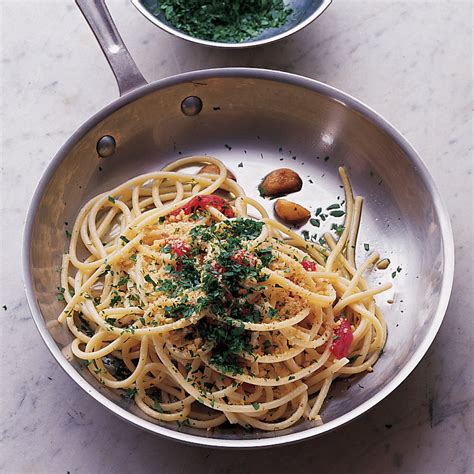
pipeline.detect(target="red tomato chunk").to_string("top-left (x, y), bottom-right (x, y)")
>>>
top-left (165, 238), bottom-right (189, 257)
top-left (231, 250), bottom-right (257, 267)
top-left (331, 319), bottom-right (353, 359)
top-left (301, 260), bottom-right (317, 271)
top-left (170, 195), bottom-right (234, 218)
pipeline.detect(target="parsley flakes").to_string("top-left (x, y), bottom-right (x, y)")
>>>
top-left (56, 287), bottom-right (65, 301)
top-left (151, 0), bottom-right (292, 43)
top-left (121, 387), bottom-right (137, 400)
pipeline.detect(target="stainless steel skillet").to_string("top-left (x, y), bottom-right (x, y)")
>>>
top-left (22, 0), bottom-right (454, 448)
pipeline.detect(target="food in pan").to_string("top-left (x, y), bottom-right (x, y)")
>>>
top-left (57, 156), bottom-right (391, 431)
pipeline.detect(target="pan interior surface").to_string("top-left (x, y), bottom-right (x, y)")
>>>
top-left (26, 73), bottom-right (450, 445)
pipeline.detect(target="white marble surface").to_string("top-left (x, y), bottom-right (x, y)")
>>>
top-left (1, 0), bottom-right (473, 472)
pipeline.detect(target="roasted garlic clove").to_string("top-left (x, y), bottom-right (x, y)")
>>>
top-left (376, 258), bottom-right (391, 270)
top-left (258, 168), bottom-right (303, 197)
top-left (274, 199), bottom-right (310, 225)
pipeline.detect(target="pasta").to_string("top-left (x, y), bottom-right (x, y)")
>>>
top-left (57, 156), bottom-right (390, 431)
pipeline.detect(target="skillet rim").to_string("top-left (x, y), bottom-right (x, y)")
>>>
top-left (22, 67), bottom-right (454, 448)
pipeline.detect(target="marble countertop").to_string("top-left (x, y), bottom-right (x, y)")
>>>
top-left (1, 1), bottom-right (472, 472)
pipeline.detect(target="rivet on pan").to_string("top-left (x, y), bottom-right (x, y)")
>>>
top-left (181, 96), bottom-right (203, 116)
top-left (97, 135), bottom-right (116, 158)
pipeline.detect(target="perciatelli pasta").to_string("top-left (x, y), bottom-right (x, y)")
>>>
top-left (57, 156), bottom-right (391, 431)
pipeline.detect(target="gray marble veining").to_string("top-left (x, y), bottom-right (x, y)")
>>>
top-left (0, 0), bottom-right (472, 473)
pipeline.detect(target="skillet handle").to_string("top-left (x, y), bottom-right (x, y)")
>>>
top-left (75, 0), bottom-right (147, 96)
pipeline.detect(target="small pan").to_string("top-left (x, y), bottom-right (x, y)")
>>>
top-left (22, 0), bottom-right (454, 448)
top-left (131, 0), bottom-right (332, 48)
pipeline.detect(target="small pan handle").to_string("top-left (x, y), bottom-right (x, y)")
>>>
top-left (76, 0), bottom-right (147, 96)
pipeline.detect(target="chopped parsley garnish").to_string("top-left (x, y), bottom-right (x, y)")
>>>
top-left (56, 287), bottom-right (65, 301)
top-left (121, 387), bottom-right (137, 400)
top-left (77, 313), bottom-right (94, 337)
top-left (154, 218), bottom-right (277, 376)
top-left (151, 0), bottom-right (293, 44)
top-left (255, 246), bottom-right (274, 266)
top-left (267, 307), bottom-right (278, 319)
top-left (108, 196), bottom-right (116, 204)
top-left (165, 302), bottom-right (197, 320)
top-left (117, 275), bottom-right (129, 286)
top-left (144, 274), bottom-right (157, 287)
top-left (153, 400), bottom-right (164, 413)
top-left (110, 294), bottom-right (121, 306)
top-left (364, 243), bottom-right (370, 251)
top-left (97, 218), bottom-right (279, 383)
top-left (120, 235), bottom-right (130, 244)
top-left (331, 223), bottom-right (344, 236)
top-left (122, 326), bottom-right (136, 335)
top-left (392, 266), bottom-right (402, 279)
top-left (201, 321), bottom-right (250, 375)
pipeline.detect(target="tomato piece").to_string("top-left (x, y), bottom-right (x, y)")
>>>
top-left (165, 238), bottom-right (189, 257)
top-left (170, 195), bottom-right (235, 218)
top-left (221, 206), bottom-right (235, 218)
top-left (301, 260), bottom-right (317, 271)
top-left (211, 262), bottom-right (225, 274)
top-left (231, 249), bottom-right (257, 267)
top-left (330, 319), bottom-right (353, 359)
